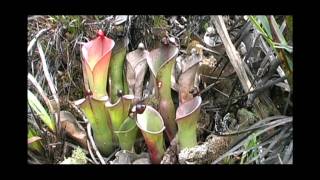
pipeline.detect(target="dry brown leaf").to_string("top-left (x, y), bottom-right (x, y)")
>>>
top-left (28, 136), bottom-right (42, 144)
top-left (60, 111), bottom-right (88, 149)
top-left (177, 52), bottom-right (202, 104)
top-left (126, 45), bottom-right (149, 103)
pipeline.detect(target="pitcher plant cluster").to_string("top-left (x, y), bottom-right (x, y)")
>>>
top-left (29, 29), bottom-right (203, 164)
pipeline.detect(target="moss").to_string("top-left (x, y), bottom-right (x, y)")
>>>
top-left (60, 146), bottom-right (87, 164)
top-left (201, 22), bottom-right (209, 33)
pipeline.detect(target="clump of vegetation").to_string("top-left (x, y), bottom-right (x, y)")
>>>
top-left (28, 15), bottom-right (292, 164)
top-left (60, 146), bottom-right (87, 164)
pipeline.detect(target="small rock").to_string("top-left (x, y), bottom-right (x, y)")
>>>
top-left (179, 145), bottom-right (208, 164)
top-left (110, 150), bottom-right (150, 164)
top-left (110, 150), bottom-right (135, 164)
top-left (178, 135), bottom-right (231, 164)
top-left (132, 158), bottom-right (151, 164)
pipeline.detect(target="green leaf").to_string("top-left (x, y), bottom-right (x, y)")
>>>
top-left (279, 20), bottom-right (286, 33)
top-left (249, 16), bottom-right (274, 48)
top-left (240, 133), bottom-right (259, 164)
top-left (284, 52), bottom-right (293, 72)
top-left (256, 16), bottom-right (273, 39)
top-left (285, 16), bottom-right (293, 44)
top-left (269, 16), bottom-right (287, 46)
top-left (286, 16), bottom-right (292, 34)
top-left (273, 42), bottom-right (293, 53)
top-left (28, 90), bottom-right (56, 132)
top-left (28, 126), bottom-right (44, 154)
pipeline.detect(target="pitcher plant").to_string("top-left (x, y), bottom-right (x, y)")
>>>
top-left (176, 96), bottom-right (202, 150)
top-left (136, 105), bottom-right (166, 164)
top-left (148, 42), bottom-right (179, 141)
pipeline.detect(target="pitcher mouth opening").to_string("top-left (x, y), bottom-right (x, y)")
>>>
top-left (105, 94), bottom-right (134, 108)
top-left (136, 106), bottom-right (166, 134)
top-left (148, 44), bottom-right (179, 77)
top-left (82, 37), bottom-right (115, 70)
top-left (176, 96), bottom-right (202, 121)
top-left (126, 49), bottom-right (150, 69)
